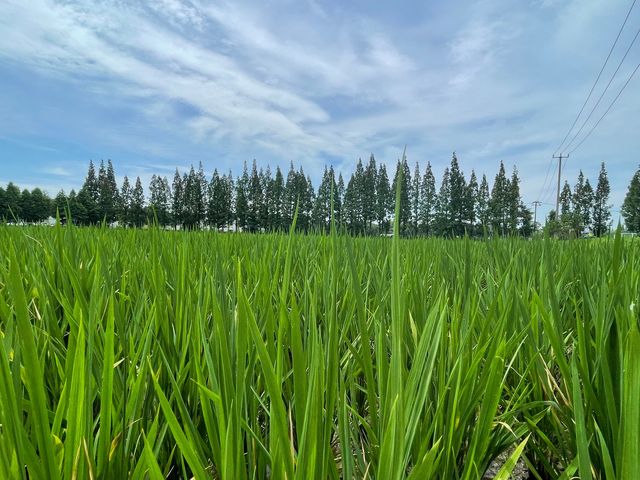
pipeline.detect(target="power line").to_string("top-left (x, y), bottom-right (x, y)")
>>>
top-left (538, 168), bottom-right (553, 202)
top-left (567, 61), bottom-right (640, 155)
top-left (536, 156), bottom-right (554, 202)
top-left (562, 24), bottom-right (640, 153)
top-left (542, 172), bottom-right (558, 204)
top-left (541, 157), bottom-right (562, 204)
top-left (553, 0), bottom-right (637, 156)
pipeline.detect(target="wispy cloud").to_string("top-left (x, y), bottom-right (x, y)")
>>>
top-left (42, 166), bottom-right (72, 177)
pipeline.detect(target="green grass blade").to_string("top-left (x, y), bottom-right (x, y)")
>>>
top-left (7, 246), bottom-right (57, 479)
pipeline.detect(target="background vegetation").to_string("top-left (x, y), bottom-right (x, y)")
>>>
top-left (1, 155), bottom-right (632, 236)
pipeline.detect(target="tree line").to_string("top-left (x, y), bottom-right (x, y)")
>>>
top-left (1, 156), bottom-right (634, 236)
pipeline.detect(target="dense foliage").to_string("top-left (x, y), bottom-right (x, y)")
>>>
top-left (0, 157), bottom-right (623, 236)
top-left (622, 165), bottom-right (640, 232)
top-left (0, 220), bottom-right (638, 479)
top-left (548, 163), bottom-right (614, 237)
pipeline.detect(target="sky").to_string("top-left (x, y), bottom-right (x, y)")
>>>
top-left (0, 0), bottom-right (639, 222)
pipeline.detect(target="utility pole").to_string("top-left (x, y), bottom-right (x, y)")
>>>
top-left (533, 200), bottom-right (542, 230)
top-left (552, 154), bottom-right (568, 216)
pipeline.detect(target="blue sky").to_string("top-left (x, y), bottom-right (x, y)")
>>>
top-left (0, 0), bottom-right (639, 221)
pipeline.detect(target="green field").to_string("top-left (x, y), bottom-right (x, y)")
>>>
top-left (0, 224), bottom-right (638, 479)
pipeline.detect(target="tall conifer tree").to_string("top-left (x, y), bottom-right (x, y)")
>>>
top-left (622, 165), bottom-right (640, 232)
top-left (419, 162), bottom-right (436, 236)
top-left (592, 163), bottom-right (611, 236)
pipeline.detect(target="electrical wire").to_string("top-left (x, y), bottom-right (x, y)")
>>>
top-left (568, 61), bottom-right (640, 155)
top-left (536, 156), bottom-right (555, 202)
top-left (541, 165), bottom-right (560, 205)
top-left (553, 0), bottom-right (637, 156)
top-left (562, 24), bottom-right (640, 153)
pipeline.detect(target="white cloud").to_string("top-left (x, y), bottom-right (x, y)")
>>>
top-left (42, 166), bottom-right (72, 177)
top-left (0, 0), bottom-right (637, 214)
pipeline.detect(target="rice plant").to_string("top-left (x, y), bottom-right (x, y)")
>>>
top-left (0, 219), bottom-right (638, 479)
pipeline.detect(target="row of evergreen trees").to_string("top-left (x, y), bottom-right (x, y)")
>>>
top-left (1, 157), bottom-right (634, 236)
top-left (50, 155), bottom-right (537, 236)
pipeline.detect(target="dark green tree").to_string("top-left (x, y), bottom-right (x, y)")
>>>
top-left (268, 167), bottom-right (285, 230)
top-left (19, 189), bottom-right (32, 222)
top-left (52, 190), bottom-right (68, 222)
top-left (68, 189), bottom-right (88, 225)
top-left (247, 160), bottom-right (263, 232)
top-left (106, 160), bottom-right (119, 220)
top-left (622, 165), bottom-right (640, 232)
top-left (79, 161), bottom-right (100, 224)
top-left (336, 174), bottom-right (345, 226)
top-left (0, 186), bottom-right (6, 220)
top-left (476, 174), bottom-right (490, 235)
top-left (74, 188), bottom-right (92, 225)
top-left (354, 159), bottom-right (366, 231)
top-left (572, 170), bottom-right (594, 233)
top-left (198, 162), bottom-right (208, 226)
top-left (282, 163), bottom-right (297, 228)
top-left (434, 167), bottom-right (451, 236)
top-left (224, 173), bottom-right (235, 229)
top-left (313, 166), bottom-right (333, 232)
top-left (363, 155), bottom-right (377, 232)
top-left (559, 181), bottom-right (572, 217)
top-left (592, 163), bottom-right (611, 236)
top-left (520, 205), bottom-right (534, 237)
top-left (344, 160), bottom-right (366, 234)
top-left (208, 169), bottom-right (223, 229)
top-left (448, 153), bottom-right (468, 236)
top-left (162, 177), bottom-right (172, 226)
top-left (489, 161), bottom-right (509, 236)
top-left (376, 164), bottom-right (391, 234)
top-left (506, 167), bottom-right (522, 234)
top-left (235, 162), bottom-right (249, 231)
top-left (172, 169), bottom-right (184, 229)
top-left (411, 162), bottom-right (421, 235)
top-left (149, 174), bottom-right (172, 227)
top-left (98, 160), bottom-right (119, 222)
top-left (259, 166), bottom-right (271, 230)
top-left (130, 176), bottom-right (146, 227)
top-left (149, 174), bottom-right (160, 224)
top-left (466, 170), bottom-right (478, 235)
top-left (120, 176), bottom-right (132, 227)
top-left (181, 165), bottom-right (206, 229)
top-left (419, 162), bottom-right (436, 236)
top-left (29, 188), bottom-right (51, 223)
top-left (97, 160), bottom-right (107, 219)
top-left (343, 174), bottom-right (360, 234)
top-left (302, 174), bottom-right (315, 232)
top-left (287, 168), bottom-right (314, 232)
top-left (391, 157), bottom-right (411, 235)
top-left (182, 169), bottom-right (194, 229)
